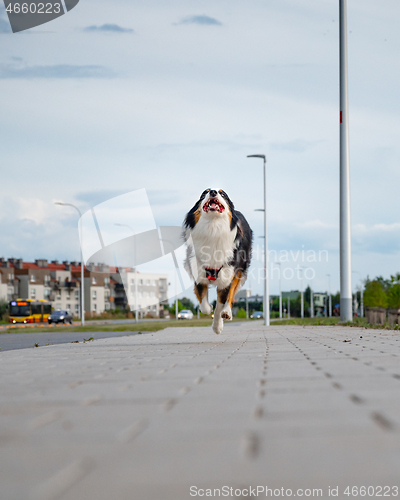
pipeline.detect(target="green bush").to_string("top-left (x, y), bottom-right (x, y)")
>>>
top-left (236, 308), bottom-right (246, 318)
top-left (364, 280), bottom-right (388, 308)
top-left (387, 283), bottom-right (400, 309)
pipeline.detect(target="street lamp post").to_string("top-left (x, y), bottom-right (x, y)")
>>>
top-left (54, 202), bottom-right (85, 326)
top-left (248, 155), bottom-right (269, 326)
top-left (339, 0), bottom-right (353, 322)
top-left (326, 274), bottom-right (332, 317)
top-left (310, 280), bottom-right (314, 318)
top-left (276, 262), bottom-right (282, 319)
top-left (352, 270), bottom-right (364, 318)
top-left (300, 267), bottom-right (304, 319)
top-left (115, 223), bottom-right (138, 323)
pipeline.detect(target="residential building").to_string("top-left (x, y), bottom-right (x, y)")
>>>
top-left (1, 257), bottom-right (168, 318)
top-left (114, 268), bottom-right (169, 318)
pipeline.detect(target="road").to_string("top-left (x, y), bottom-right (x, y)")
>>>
top-left (0, 322), bottom-right (399, 500)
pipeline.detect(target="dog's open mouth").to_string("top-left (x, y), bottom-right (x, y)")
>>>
top-left (203, 198), bottom-right (225, 213)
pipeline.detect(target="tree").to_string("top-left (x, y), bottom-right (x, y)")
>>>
top-left (387, 284), bottom-right (400, 309)
top-left (363, 280), bottom-right (388, 308)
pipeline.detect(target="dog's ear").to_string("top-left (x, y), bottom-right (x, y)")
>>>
top-left (184, 189), bottom-right (210, 229)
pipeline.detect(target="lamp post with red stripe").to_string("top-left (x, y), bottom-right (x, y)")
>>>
top-left (339, 0), bottom-right (353, 321)
top-left (248, 154), bottom-right (269, 326)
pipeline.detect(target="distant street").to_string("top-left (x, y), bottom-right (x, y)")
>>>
top-left (0, 328), bottom-right (149, 352)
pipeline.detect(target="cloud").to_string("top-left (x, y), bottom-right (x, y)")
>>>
top-left (0, 7), bottom-right (11, 33)
top-left (83, 24), bottom-right (134, 33)
top-left (270, 139), bottom-right (323, 153)
top-left (75, 189), bottom-right (181, 209)
top-left (0, 63), bottom-right (114, 79)
top-left (175, 15), bottom-right (222, 26)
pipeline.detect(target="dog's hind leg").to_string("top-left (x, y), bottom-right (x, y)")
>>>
top-left (194, 282), bottom-right (212, 315)
top-left (221, 271), bottom-right (243, 321)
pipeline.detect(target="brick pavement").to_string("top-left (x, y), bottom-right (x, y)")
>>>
top-left (0, 323), bottom-right (399, 500)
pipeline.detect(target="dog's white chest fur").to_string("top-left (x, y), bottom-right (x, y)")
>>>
top-left (186, 214), bottom-right (237, 289)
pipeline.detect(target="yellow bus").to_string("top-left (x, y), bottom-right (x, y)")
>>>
top-left (9, 299), bottom-right (52, 324)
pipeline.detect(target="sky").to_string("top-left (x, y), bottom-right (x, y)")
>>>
top-left (1, 0), bottom-right (400, 302)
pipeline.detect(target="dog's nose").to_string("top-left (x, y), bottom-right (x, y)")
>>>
top-left (209, 190), bottom-right (217, 198)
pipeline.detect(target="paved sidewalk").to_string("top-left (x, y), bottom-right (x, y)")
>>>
top-left (1, 324), bottom-right (399, 500)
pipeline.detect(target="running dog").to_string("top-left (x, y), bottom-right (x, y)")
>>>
top-left (183, 189), bottom-right (253, 334)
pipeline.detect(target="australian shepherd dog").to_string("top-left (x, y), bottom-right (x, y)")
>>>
top-left (183, 189), bottom-right (253, 334)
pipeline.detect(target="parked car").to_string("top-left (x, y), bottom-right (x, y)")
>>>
top-left (177, 309), bottom-right (194, 320)
top-left (250, 311), bottom-right (263, 319)
top-left (48, 310), bottom-right (73, 325)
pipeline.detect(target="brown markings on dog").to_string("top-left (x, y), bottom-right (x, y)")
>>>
top-left (194, 282), bottom-right (208, 303)
top-left (216, 271), bottom-right (243, 307)
top-left (217, 286), bottom-right (230, 305)
top-left (226, 271), bottom-right (243, 307)
top-left (194, 209), bottom-right (201, 224)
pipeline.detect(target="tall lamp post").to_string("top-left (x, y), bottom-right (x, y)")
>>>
top-left (310, 279), bottom-right (314, 318)
top-left (300, 267), bottom-right (304, 319)
top-left (352, 270), bottom-right (364, 317)
top-left (248, 155), bottom-right (269, 326)
top-left (276, 262), bottom-right (282, 319)
top-left (339, 0), bottom-right (353, 321)
top-left (115, 223), bottom-right (138, 323)
top-left (326, 274), bottom-right (332, 317)
top-left (54, 202), bottom-right (85, 326)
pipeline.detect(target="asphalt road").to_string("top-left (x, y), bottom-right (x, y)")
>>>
top-left (0, 329), bottom-right (148, 352)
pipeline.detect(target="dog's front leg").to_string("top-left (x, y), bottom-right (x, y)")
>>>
top-left (212, 286), bottom-right (230, 334)
top-left (194, 282), bottom-right (212, 315)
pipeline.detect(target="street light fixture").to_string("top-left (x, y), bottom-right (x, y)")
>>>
top-left (326, 274), bottom-right (332, 317)
top-left (54, 202), bottom-right (85, 326)
top-left (115, 223), bottom-right (138, 323)
top-left (339, 0), bottom-right (353, 322)
top-left (300, 267), bottom-right (304, 319)
top-left (352, 270), bottom-right (364, 317)
top-left (248, 154), bottom-right (269, 327)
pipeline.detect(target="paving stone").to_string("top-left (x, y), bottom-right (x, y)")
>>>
top-left (0, 323), bottom-right (399, 500)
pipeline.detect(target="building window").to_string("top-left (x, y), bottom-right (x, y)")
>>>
top-left (93, 303), bottom-right (97, 311)
top-left (30, 275), bottom-right (36, 283)
top-left (75, 304), bottom-right (79, 313)
top-left (44, 289), bottom-right (50, 299)
top-left (30, 288), bottom-right (36, 299)
top-left (139, 279), bottom-right (143, 285)
top-left (66, 290), bottom-right (71, 300)
top-left (152, 280), bottom-right (157, 286)
top-left (75, 290), bottom-right (79, 299)
top-left (92, 277), bottom-right (97, 284)
top-left (44, 275), bottom-right (50, 285)
top-left (104, 277), bottom-right (109, 286)
top-left (57, 290), bottom-right (61, 299)
top-left (130, 278), bottom-right (135, 285)
top-left (105, 303), bottom-right (110, 310)
top-left (146, 279), bottom-right (150, 285)
top-left (8, 273), bottom-right (13, 281)
top-left (92, 290), bottom-right (97, 299)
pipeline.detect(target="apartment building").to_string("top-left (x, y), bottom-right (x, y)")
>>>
top-left (0, 258), bottom-right (168, 318)
top-left (113, 268), bottom-right (169, 318)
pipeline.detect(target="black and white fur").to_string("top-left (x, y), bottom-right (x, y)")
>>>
top-left (183, 189), bottom-right (253, 334)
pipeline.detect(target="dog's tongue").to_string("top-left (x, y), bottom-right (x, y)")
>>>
top-left (210, 202), bottom-right (219, 210)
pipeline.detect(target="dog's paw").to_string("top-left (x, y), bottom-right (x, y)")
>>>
top-left (200, 300), bottom-right (213, 316)
top-left (212, 318), bottom-right (224, 335)
top-left (221, 304), bottom-right (232, 321)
